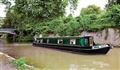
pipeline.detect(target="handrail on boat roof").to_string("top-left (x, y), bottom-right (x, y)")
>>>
top-left (36, 36), bottom-right (93, 39)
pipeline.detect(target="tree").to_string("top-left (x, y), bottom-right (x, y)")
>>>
top-left (80, 5), bottom-right (101, 16)
top-left (0, 17), bottom-right (4, 27)
top-left (3, 0), bottom-right (78, 29)
top-left (107, 0), bottom-right (120, 7)
top-left (13, 0), bottom-right (78, 20)
top-left (78, 5), bottom-right (102, 31)
top-left (2, 0), bottom-right (78, 42)
top-left (107, 5), bottom-right (120, 27)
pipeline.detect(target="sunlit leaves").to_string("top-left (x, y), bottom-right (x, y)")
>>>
top-left (81, 5), bottom-right (101, 16)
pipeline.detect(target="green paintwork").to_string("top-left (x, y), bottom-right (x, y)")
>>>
top-left (43, 38), bottom-right (47, 43)
top-left (63, 38), bottom-right (70, 44)
top-left (49, 38), bottom-right (57, 44)
top-left (76, 39), bottom-right (80, 45)
top-left (79, 37), bottom-right (85, 47)
top-left (37, 36), bottom-right (93, 47)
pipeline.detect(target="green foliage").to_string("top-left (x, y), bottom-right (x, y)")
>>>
top-left (10, 57), bottom-right (25, 70)
top-left (0, 17), bottom-right (4, 27)
top-left (14, 0), bottom-right (64, 19)
top-left (46, 16), bottom-right (80, 36)
top-left (3, 1), bottom-right (120, 42)
top-left (91, 4), bottom-right (120, 30)
top-left (81, 5), bottom-right (101, 16)
top-left (78, 5), bottom-right (101, 31)
top-left (108, 0), bottom-right (120, 7)
top-left (13, 0), bottom-right (78, 20)
top-left (2, 0), bottom-right (78, 42)
top-left (108, 5), bottom-right (120, 27)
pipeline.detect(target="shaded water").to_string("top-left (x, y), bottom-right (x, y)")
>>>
top-left (0, 43), bottom-right (120, 70)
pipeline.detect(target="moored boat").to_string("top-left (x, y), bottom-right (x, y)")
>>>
top-left (33, 36), bottom-right (112, 54)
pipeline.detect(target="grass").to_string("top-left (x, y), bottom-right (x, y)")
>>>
top-left (10, 57), bottom-right (26, 70)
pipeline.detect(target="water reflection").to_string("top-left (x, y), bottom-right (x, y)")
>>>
top-left (69, 64), bottom-right (78, 70)
top-left (0, 43), bottom-right (119, 70)
top-left (68, 59), bottom-right (110, 70)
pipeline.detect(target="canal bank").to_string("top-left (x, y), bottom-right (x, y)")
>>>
top-left (0, 43), bottom-right (119, 70)
top-left (0, 52), bottom-right (17, 70)
top-left (0, 51), bottom-right (40, 70)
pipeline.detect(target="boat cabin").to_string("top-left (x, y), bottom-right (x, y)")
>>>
top-left (36, 36), bottom-right (94, 47)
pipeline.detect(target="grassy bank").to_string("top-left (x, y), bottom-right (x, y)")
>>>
top-left (0, 52), bottom-right (40, 70)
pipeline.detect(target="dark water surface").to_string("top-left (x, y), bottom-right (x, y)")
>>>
top-left (0, 43), bottom-right (120, 70)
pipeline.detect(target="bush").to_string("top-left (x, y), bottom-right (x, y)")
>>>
top-left (10, 57), bottom-right (25, 70)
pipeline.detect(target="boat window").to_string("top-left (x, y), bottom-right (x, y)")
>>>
top-left (70, 39), bottom-right (76, 45)
top-left (47, 39), bottom-right (49, 43)
top-left (37, 40), bottom-right (39, 43)
top-left (84, 38), bottom-right (89, 47)
top-left (39, 39), bottom-right (43, 43)
top-left (58, 39), bottom-right (63, 44)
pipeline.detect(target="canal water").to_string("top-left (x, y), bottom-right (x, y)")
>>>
top-left (0, 43), bottom-right (120, 70)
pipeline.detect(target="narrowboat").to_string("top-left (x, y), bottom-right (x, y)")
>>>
top-left (33, 36), bottom-right (112, 54)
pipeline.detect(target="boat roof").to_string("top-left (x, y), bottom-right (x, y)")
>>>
top-left (37, 36), bottom-right (93, 39)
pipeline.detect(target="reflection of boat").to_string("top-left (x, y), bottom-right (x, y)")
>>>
top-left (33, 36), bottom-right (112, 54)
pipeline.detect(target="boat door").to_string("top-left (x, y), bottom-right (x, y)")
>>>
top-left (89, 37), bottom-right (93, 46)
top-left (79, 37), bottom-right (89, 47)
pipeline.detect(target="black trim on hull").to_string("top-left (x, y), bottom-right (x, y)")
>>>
top-left (33, 42), bottom-right (111, 54)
